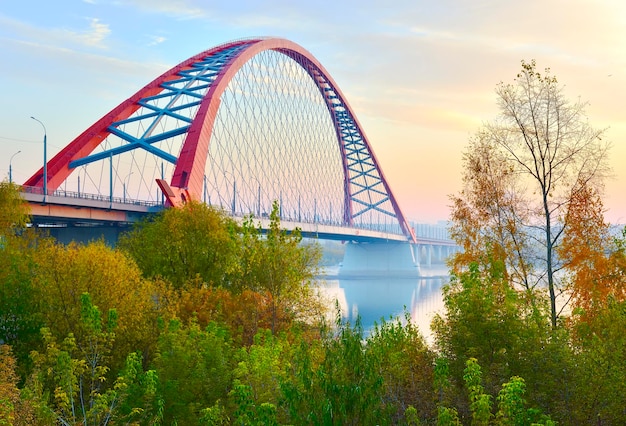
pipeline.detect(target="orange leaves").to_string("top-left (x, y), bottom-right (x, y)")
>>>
top-left (0, 345), bottom-right (38, 424)
top-left (558, 183), bottom-right (625, 322)
top-left (448, 134), bottom-right (530, 288)
top-left (172, 287), bottom-right (296, 346)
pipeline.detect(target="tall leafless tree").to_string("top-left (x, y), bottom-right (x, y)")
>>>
top-left (450, 60), bottom-right (611, 327)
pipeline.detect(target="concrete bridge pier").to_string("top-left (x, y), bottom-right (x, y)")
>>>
top-left (338, 241), bottom-right (420, 278)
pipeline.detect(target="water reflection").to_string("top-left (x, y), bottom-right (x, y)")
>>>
top-left (317, 266), bottom-right (449, 341)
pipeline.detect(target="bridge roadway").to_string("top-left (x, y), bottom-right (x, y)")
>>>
top-left (22, 189), bottom-right (452, 245)
top-left (23, 188), bottom-right (457, 276)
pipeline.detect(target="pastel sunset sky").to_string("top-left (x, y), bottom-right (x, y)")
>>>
top-left (1, 0), bottom-right (624, 224)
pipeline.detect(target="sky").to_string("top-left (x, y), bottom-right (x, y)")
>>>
top-left (0, 0), bottom-right (625, 224)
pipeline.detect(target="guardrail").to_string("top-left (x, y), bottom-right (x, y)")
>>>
top-left (20, 185), bottom-right (455, 244)
top-left (21, 185), bottom-right (163, 208)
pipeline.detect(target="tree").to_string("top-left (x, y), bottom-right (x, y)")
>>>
top-left (558, 182), bottom-right (626, 322)
top-left (568, 297), bottom-right (626, 424)
top-left (152, 318), bottom-right (233, 424)
top-left (32, 240), bottom-right (164, 369)
top-left (230, 329), bottom-right (294, 424)
top-left (431, 255), bottom-right (576, 419)
top-left (0, 345), bottom-right (41, 425)
top-left (234, 201), bottom-right (323, 332)
top-left (281, 316), bottom-right (388, 425)
top-left (118, 202), bottom-right (240, 289)
top-left (0, 182), bottom-right (43, 374)
top-left (0, 181), bottom-right (29, 236)
top-left (432, 258), bottom-right (528, 391)
top-left (449, 132), bottom-right (532, 291)
top-left (365, 314), bottom-right (436, 423)
top-left (450, 59), bottom-right (611, 327)
top-left (461, 358), bottom-right (555, 426)
top-left (27, 294), bottom-right (162, 425)
top-left (462, 358), bottom-right (492, 426)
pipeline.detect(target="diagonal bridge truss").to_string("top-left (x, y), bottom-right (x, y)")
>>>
top-left (24, 37), bottom-right (416, 243)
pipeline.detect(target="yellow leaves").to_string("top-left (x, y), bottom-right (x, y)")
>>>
top-left (53, 386), bottom-right (70, 412)
top-left (33, 240), bottom-right (163, 366)
top-left (0, 345), bottom-right (20, 424)
top-left (130, 407), bottom-right (144, 416)
top-left (0, 182), bottom-right (29, 234)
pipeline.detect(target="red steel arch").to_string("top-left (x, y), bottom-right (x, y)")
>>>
top-left (24, 37), bottom-right (416, 242)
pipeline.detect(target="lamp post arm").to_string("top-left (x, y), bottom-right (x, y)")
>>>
top-left (30, 116), bottom-right (47, 198)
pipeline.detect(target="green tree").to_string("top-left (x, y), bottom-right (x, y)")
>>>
top-left (119, 201), bottom-right (240, 289)
top-left (366, 314), bottom-right (436, 423)
top-left (230, 383), bottom-right (278, 426)
top-left (0, 234), bottom-right (43, 375)
top-left (0, 182), bottom-right (42, 373)
top-left (450, 59), bottom-right (611, 327)
top-left (27, 294), bottom-right (161, 425)
top-left (568, 297), bottom-right (626, 424)
top-left (458, 358), bottom-right (555, 426)
top-left (231, 329), bottom-right (291, 416)
top-left (463, 358), bottom-right (492, 426)
top-left (432, 259), bottom-right (527, 396)
top-left (153, 318), bottom-right (233, 424)
top-left (281, 316), bottom-right (387, 425)
top-left (233, 201), bottom-right (322, 332)
top-left (431, 255), bottom-right (573, 419)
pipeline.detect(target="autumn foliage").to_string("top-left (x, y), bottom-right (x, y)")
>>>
top-left (558, 183), bottom-right (626, 322)
top-left (3, 52), bottom-right (626, 426)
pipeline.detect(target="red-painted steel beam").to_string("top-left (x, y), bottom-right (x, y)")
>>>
top-left (24, 37), bottom-right (416, 242)
top-left (23, 40), bottom-right (256, 193)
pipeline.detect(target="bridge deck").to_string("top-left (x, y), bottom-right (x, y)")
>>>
top-left (22, 191), bottom-right (443, 244)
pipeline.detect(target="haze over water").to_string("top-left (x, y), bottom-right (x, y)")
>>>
top-left (317, 265), bottom-right (449, 341)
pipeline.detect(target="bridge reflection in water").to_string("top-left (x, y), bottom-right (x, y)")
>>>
top-left (317, 266), bottom-right (449, 342)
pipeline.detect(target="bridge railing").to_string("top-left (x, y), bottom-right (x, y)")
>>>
top-left (21, 185), bottom-right (428, 239)
top-left (20, 185), bottom-right (163, 208)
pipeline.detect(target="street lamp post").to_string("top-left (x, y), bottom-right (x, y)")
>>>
top-left (9, 151), bottom-right (21, 184)
top-left (123, 172), bottom-right (133, 203)
top-left (222, 170), bottom-right (237, 215)
top-left (30, 117), bottom-right (47, 200)
top-left (232, 180), bottom-right (237, 215)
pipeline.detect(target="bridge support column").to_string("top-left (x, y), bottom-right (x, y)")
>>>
top-left (339, 241), bottom-right (420, 278)
top-left (445, 246), bottom-right (453, 263)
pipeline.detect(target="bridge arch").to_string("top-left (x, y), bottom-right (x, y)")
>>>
top-left (24, 37), bottom-right (416, 242)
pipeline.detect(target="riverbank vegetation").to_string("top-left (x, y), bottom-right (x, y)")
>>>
top-left (2, 61), bottom-right (625, 424)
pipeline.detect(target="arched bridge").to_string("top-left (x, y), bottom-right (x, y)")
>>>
top-left (22, 37), bottom-right (455, 275)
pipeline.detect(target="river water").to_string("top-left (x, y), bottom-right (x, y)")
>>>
top-left (316, 266), bottom-right (449, 342)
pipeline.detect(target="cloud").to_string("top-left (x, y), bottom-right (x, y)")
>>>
top-left (78, 18), bottom-right (111, 47)
top-left (0, 14), bottom-right (111, 49)
top-left (120, 0), bottom-right (207, 20)
top-left (148, 35), bottom-right (167, 46)
top-left (0, 36), bottom-right (168, 92)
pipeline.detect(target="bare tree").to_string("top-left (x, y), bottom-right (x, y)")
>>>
top-left (450, 60), bottom-right (611, 328)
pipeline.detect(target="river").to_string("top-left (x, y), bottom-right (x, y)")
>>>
top-left (316, 266), bottom-right (449, 342)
